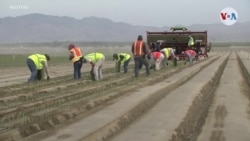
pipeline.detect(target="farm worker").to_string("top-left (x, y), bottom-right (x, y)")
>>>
top-left (160, 48), bottom-right (177, 67)
top-left (150, 51), bottom-right (165, 70)
top-left (131, 35), bottom-right (151, 77)
top-left (155, 42), bottom-right (161, 52)
top-left (184, 49), bottom-right (197, 65)
top-left (26, 54), bottom-right (50, 82)
top-left (68, 44), bottom-right (83, 79)
top-left (188, 35), bottom-right (195, 49)
top-left (113, 53), bottom-right (131, 73)
top-left (83, 52), bottom-right (105, 81)
top-left (150, 42), bottom-right (161, 52)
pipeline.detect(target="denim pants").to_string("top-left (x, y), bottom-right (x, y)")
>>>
top-left (123, 58), bottom-right (131, 73)
top-left (27, 58), bottom-right (37, 82)
top-left (73, 58), bottom-right (83, 79)
top-left (134, 56), bottom-right (150, 77)
top-left (185, 56), bottom-right (195, 65)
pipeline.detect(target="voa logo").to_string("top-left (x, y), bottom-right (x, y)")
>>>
top-left (220, 7), bottom-right (238, 26)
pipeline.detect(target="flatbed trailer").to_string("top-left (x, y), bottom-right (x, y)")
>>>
top-left (146, 27), bottom-right (211, 60)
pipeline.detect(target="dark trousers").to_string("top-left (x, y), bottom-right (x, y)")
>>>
top-left (73, 57), bottom-right (83, 79)
top-left (139, 62), bottom-right (143, 70)
top-left (134, 56), bottom-right (150, 77)
top-left (36, 70), bottom-right (42, 80)
top-left (27, 58), bottom-right (37, 82)
top-left (123, 58), bottom-right (131, 73)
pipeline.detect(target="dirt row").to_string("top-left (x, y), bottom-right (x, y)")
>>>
top-left (106, 51), bottom-right (250, 141)
top-left (1, 49), bottom-right (250, 141)
top-left (0, 56), bottom-right (191, 139)
top-left (33, 52), bottom-right (223, 141)
top-left (36, 51), bottom-right (250, 141)
top-left (0, 61), bottom-right (115, 87)
top-left (0, 52), bottom-right (219, 141)
top-left (0, 52), bottom-right (217, 141)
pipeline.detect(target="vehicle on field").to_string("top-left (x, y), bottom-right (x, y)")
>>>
top-left (146, 27), bottom-right (211, 60)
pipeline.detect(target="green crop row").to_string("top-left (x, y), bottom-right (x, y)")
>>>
top-left (0, 55), bottom-right (69, 68)
top-left (0, 46), bottom-right (132, 68)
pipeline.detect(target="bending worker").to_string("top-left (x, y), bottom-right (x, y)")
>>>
top-left (26, 53), bottom-right (50, 82)
top-left (160, 47), bottom-right (177, 67)
top-left (83, 52), bottom-right (105, 81)
top-left (68, 44), bottom-right (83, 79)
top-left (131, 35), bottom-right (150, 77)
top-left (113, 53), bottom-right (131, 73)
top-left (150, 51), bottom-right (165, 70)
top-left (184, 49), bottom-right (197, 65)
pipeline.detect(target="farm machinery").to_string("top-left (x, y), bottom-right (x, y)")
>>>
top-left (146, 27), bottom-right (211, 60)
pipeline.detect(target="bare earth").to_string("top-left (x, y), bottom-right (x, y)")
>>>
top-left (0, 47), bottom-right (250, 141)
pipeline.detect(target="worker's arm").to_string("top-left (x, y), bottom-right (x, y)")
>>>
top-left (85, 58), bottom-right (94, 70)
top-left (143, 42), bottom-right (151, 57)
top-left (119, 55), bottom-right (125, 62)
top-left (131, 43), bottom-right (134, 54)
top-left (117, 55), bottom-right (124, 72)
top-left (116, 61), bottom-right (121, 72)
top-left (69, 51), bottom-right (74, 60)
top-left (42, 61), bottom-right (50, 79)
top-left (90, 61), bottom-right (95, 70)
top-left (170, 49), bottom-right (176, 58)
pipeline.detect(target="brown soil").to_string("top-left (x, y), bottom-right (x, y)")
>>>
top-left (0, 48), bottom-right (250, 141)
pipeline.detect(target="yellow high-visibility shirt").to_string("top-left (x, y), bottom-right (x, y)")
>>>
top-left (188, 36), bottom-right (194, 47)
top-left (28, 54), bottom-right (47, 69)
top-left (117, 53), bottom-right (131, 64)
top-left (84, 53), bottom-right (104, 63)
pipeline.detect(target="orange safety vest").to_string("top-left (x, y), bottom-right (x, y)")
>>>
top-left (133, 41), bottom-right (144, 56)
top-left (70, 47), bottom-right (82, 63)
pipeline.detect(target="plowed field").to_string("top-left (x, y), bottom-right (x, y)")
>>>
top-left (1, 47), bottom-right (250, 141)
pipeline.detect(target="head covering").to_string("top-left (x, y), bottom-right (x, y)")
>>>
top-left (137, 35), bottom-right (143, 40)
top-left (68, 44), bottom-right (75, 50)
top-left (113, 53), bottom-right (118, 60)
top-left (44, 54), bottom-right (50, 61)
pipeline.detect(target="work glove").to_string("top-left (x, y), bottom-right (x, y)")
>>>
top-left (47, 76), bottom-right (50, 80)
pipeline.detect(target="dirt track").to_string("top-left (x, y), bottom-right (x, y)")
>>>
top-left (1, 48), bottom-right (250, 141)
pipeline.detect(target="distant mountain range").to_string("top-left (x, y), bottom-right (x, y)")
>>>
top-left (0, 13), bottom-right (249, 43)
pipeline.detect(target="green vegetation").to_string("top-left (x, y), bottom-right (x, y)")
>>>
top-left (0, 54), bottom-right (69, 68)
top-left (0, 46), bottom-right (131, 68)
top-left (0, 54), bottom-right (27, 67)
top-left (1, 41), bottom-right (249, 68)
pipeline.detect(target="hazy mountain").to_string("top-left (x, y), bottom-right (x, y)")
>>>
top-left (188, 22), bottom-right (250, 42)
top-left (0, 13), bottom-right (249, 43)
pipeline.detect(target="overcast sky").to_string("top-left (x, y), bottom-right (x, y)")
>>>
top-left (0, 0), bottom-right (249, 27)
